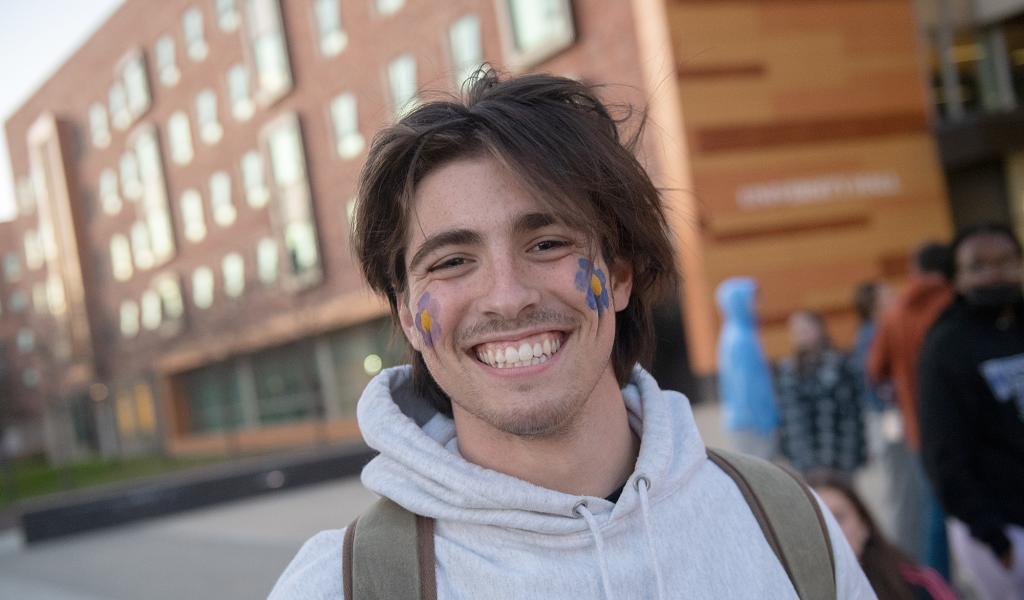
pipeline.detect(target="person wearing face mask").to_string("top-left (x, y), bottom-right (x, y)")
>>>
top-left (917, 223), bottom-right (1024, 600)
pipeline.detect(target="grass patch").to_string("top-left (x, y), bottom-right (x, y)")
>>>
top-left (0, 454), bottom-right (227, 507)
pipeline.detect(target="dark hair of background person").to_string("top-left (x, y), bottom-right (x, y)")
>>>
top-left (913, 242), bottom-right (952, 280)
top-left (948, 222), bottom-right (1023, 279)
top-left (805, 470), bottom-right (915, 600)
top-left (352, 67), bottom-right (678, 416)
top-left (853, 281), bottom-right (879, 323)
top-left (791, 309), bottom-right (834, 373)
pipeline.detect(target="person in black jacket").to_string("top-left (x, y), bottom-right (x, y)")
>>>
top-left (918, 223), bottom-right (1024, 600)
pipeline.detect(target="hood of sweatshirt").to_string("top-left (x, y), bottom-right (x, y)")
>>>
top-left (715, 277), bottom-right (757, 328)
top-left (358, 364), bottom-right (706, 536)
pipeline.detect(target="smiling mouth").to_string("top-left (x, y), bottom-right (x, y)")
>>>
top-left (473, 332), bottom-right (564, 369)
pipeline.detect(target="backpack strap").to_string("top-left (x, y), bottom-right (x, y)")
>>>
top-left (342, 497), bottom-right (437, 600)
top-left (707, 447), bottom-right (837, 600)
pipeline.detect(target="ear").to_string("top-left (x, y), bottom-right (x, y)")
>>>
top-left (398, 297), bottom-right (423, 352)
top-left (609, 259), bottom-right (633, 313)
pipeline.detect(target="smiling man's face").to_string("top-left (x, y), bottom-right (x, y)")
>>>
top-left (398, 155), bottom-right (632, 438)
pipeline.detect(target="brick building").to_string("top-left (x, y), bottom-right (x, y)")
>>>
top-left (2, 0), bottom-right (950, 463)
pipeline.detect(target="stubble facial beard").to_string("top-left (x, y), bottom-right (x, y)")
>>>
top-left (446, 308), bottom-right (607, 438)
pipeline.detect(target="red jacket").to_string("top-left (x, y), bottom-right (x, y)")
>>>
top-left (867, 275), bottom-right (952, 449)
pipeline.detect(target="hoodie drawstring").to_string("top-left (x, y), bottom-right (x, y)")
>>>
top-left (636, 477), bottom-right (667, 600)
top-left (574, 501), bottom-right (614, 600)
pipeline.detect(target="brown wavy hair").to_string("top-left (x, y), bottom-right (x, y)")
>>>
top-left (352, 68), bottom-right (677, 415)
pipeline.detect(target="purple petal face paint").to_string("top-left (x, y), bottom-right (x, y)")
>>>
top-left (415, 292), bottom-right (442, 347)
top-left (574, 258), bottom-right (609, 314)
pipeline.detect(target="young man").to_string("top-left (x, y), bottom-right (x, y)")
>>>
top-left (918, 224), bottom-right (1024, 599)
top-left (270, 72), bottom-right (872, 599)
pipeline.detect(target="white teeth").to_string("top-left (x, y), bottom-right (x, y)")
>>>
top-left (475, 335), bottom-right (564, 368)
top-left (518, 343), bottom-right (533, 361)
top-left (495, 348), bottom-right (505, 364)
top-left (532, 343), bottom-right (542, 358)
top-left (505, 346), bottom-right (519, 363)
top-left (543, 339), bottom-right (552, 355)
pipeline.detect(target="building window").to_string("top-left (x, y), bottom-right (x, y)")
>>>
top-left (89, 103), bottom-right (111, 148)
top-left (8, 290), bottom-right (28, 314)
top-left (24, 230), bottom-right (44, 271)
top-left (183, 362), bottom-right (243, 433)
top-left (110, 234), bottom-right (134, 281)
top-left (227, 64), bottom-right (254, 121)
top-left (499, 0), bottom-right (575, 68)
top-left (257, 237), bottom-right (278, 284)
top-left (155, 35), bottom-right (180, 86)
top-left (217, 0), bottom-right (240, 31)
top-left (346, 196), bottom-right (357, 233)
top-left (141, 290), bottom-right (162, 331)
top-left (329, 92), bottom-right (364, 159)
top-left (100, 168), bottom-right (122, 215)
top-left (210, 171), bottom-right (236, 226)
top-left (243, 0), bottom-right (292, 105)
top-left (155, 273), bottom-right (185, 324)
top-left (168, 111), bottom-right (194, 165)
top-left (241, 150), bottom-right (269, 208)
top-left (123, 51), bottom-right (151, 119)
top-left (33, 282), bottom-right (48, 315)
top-left (192, 266), bottom-right (215, 308)
top-left (376, 0), bottom-right (404, 17)
top-left (183, 7), bottom-right (209, 62)
top-left (222, 252), bottom-right (245, 297)
top-left (17, 328), bottom-right (34, 353)
top-left (252, 341), bottom-right (319, 424)
top-left (180, 188), bottom-right (207, 242)
top-left (120, 300), bottom-right (140, 338)
top-left (196, 89), bottom-right (223, 144)
top-left (22, 368), bottom-right (40, 388)
top-left (16, 177), bottom-right (35, 216)
top-left (134, 129), bottom-right (176, 265)
top-left (263, 112), bottom-right (322, 288)
top-left (131, 221), bottom-right (155, 270)
top-left (314, 0), bottom-right (346, 56)
top-left (3, 254), bottom-right (22, 283)
top-left (45, 274), bottom-right (67, 316)
top-left (449, 15), bottom-right (482, 88)
top-left (387, 53), bottom-right (417, 117)
top-left (120, 151), bottom-right (143, 201)
top-left (109, 81), bottom-right (130, 131)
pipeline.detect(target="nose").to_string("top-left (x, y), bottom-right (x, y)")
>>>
top-left (477, 258), bottom-right (542, 319)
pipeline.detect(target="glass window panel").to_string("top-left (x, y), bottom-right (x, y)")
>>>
top-left (253, 32), bottom-right (290, 98)
top-left (32, 282), bottom-right (48, 314)
top-left (17, 328), bottom-right (34, 352)
top-left (120, 301), bottom-right (140, 338)
top-left (506, 0), bottom-right (574, 59)
top-left (183, 7), bottom-right (208, 61)
top-left (217, 0), bottom-right (239, 31)
top-left (222, 252), bottom-right (245, 297)
top-left (192, 266), bottom-right (214, 308)
top-left (141, 290), bottom-right (162, 330)
top-left (100, 168), bottom-right (122, 215)
top-left (109, 81), bottom-right (130, 130)
top-left (46, 274), bottom-right (67, 316)
top-left (330, 92), bottom-right (364, 159)
top-left (284, 221), bottom-right (319, 273)
top-left (156, 275), bottom-right (184, 320)
top-left (147, 210), bottom-right (175, 265)
top-left (227, 64), bottom-right (254, 121)
top-left (110, 234), bottom-right (134, 281)
top-left (257, 237), bottom-right (278, 284)
top-left (120, 152), bottom-right (142, 200)
top-left (131, 221), bottom-right (155, 269)
top-left (387, 54), bottom-right (417, 117)
top-left (196, 89), bottom-right (223, 144)
top-left (22, 369), bottom-right (40, 388)
top-left (124, 54), bottom-right (150, 117)
top-left (209, 171), bottom-right (236, 226)
top-left (24, 230), bottom-right (44, 270)
top-left (449, 15), bottom-right (482, 88)
top-left (252, 341), bottom-right (318, 424)
top-left (241, 150), bottom-right (269, 207)
top-left (376, 0), bottom-right (404, 17)
top-left (16, 177), bottom-right (35, 216)
top-left (180, 188), bottom-right (206, 242)
top-left (8, 290), bottom-right (28, 313)
top-left (89, 103), bottom-right (111, 148)
top-left (314, 0), bottom-right (346, 56)
top-left (3, 254), bottom-right (21, 283)
top-left (267, 123), bottom-right (304, 187)
top-left (168, 111), bottom-right (194, 165)
top-left (156, 35), bottom-right (179, 86)
top-left (183, 362), bottom-right (243, 433)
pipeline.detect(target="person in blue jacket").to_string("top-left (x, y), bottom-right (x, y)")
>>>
top-left (716, 277), bottom-right (779, 460)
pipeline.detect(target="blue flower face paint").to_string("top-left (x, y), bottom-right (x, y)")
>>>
top-left (574, 258), bottom-right (610, 314)
top-left (415, 292), bottom-right (442, 347)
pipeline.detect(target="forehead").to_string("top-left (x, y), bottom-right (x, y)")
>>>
top-left (956, 233), bottom-right (1020, 263)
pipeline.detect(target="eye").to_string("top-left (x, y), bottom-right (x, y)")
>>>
top-left (427, 256), bottom-right (469, 273)
top-left (531, 239), bottom-right (571, 252)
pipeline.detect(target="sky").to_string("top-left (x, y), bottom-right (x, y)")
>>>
top-left (0, 0), bottom-right (125, 221)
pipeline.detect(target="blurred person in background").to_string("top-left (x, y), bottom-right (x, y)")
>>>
top-left (715, 277), bottom-right (779, 460)
top-left (851, 280), bottom-right (893, 459)
top-left (867, 242), bottom-right (954, 572)
top-left (809, 470), bottom-right (959, 600)
top-left (777, 310), bottom-right (866, 475)
top-left (918, 224), bottom-right (1024, 600)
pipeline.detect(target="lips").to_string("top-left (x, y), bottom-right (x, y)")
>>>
top-left (473, 332), bottom-right (564, 369)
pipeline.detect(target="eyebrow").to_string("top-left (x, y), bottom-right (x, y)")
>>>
top-left (408, 229), bottom-right (482, 273)
top-left (512, 211), bottom-right (558, 236)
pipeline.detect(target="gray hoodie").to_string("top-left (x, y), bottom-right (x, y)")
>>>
top-left (270, 365), bottom-right (875, 599)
